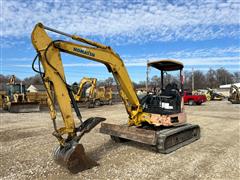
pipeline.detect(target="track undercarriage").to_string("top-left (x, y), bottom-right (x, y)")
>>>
top-left (100, 123), bottom-right (200, 153)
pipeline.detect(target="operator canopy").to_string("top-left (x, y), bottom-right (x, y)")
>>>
top-left (148, 60), bottom-right (183, 71)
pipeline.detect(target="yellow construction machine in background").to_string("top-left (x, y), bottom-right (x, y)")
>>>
top-left (206, 88), bottom-right (225, 101)
top-left (193, 88), bottom-right (225, 101)
top-left (1, 75), bottom-right (40, 113)
top-left (73, 77), bottom-right (97, 108)
top-left (73, 77), bottom-right (113, 108)
top-left (26, 91), bottom-right (48, 107)
top-left (95, 86), bottom-right (113, 106)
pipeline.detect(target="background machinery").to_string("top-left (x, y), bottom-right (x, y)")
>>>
top-left (193, 88), bottom-right (225, 101)
top-left (228, 84), bottom-right (240, 104)
top-left (73, 77), bottom-right (97, 108)
top-left (31, 23), bottom-right (200, 173)
top-left (2, 75), bottom-right (40, 113)
top-left (206, 88), bottom-right (225, 101)
top-left (73, 77), bottom-right (113, 108)
top-left (95, 86), bottom-right (113, 106)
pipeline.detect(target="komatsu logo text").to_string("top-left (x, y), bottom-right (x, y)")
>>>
top-left (73, 47), bottom-right (95, 57)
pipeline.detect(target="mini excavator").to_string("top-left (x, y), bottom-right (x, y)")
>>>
top-left (73, 77), bottom-right (113, 108)
top-left (74, 77), bottom-right (97, 108)
top-left (31, 23), bottom-right (200, 173)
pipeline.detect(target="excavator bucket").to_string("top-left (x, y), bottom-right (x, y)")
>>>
top-left (54, 143), bottom-right (98, 174)
top-left (9, 102), bottom-right (40, 113)
top-left (54, 117), bottom-right (106, 173)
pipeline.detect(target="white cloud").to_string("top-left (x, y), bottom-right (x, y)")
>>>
top-left (1, 57), bottom-right (33, 62)
top-left (8, 57), bottom-right (239, 68)
top-left (124, 56), bottom-right (240, 67)
top-left (2, 46), bottom-right (239, 75)
top-left (1, 0), bottom-right (240, 46)
top-left (6, 56), bottom-right (240, 68)
top-left (123, 46), bottom-right (240, 65)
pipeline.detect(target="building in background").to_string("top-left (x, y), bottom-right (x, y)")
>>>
top-left (27, 85), bottom-right (46, 93)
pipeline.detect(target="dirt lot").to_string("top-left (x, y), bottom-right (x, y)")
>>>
top-left (0, 100), bottom-right (239, 180)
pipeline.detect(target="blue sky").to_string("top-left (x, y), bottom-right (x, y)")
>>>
top-left (1, 0), bottom-right (240, 83)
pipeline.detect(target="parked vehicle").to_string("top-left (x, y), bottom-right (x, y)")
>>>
top-left (184, 91), bottom-right (207, 105)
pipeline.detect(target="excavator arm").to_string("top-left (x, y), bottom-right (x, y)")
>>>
top-left (31, 23), bottom-right (142, 173)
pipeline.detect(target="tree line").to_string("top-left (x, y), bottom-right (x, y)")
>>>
top-left (137, 68), bottom-right (239, 90)
top-left (0, 67), bottom-right (239, 91)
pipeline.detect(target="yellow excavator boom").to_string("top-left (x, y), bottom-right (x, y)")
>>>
top-left (32, 23), bottom-right (141, 136)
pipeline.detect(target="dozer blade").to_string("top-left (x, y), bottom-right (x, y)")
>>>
top-left (100, 123), bottom-right (200, 153)
top-left (54, 142), bottom-right (98, 174)
top-left (9, 102), bottom-right (40, 113)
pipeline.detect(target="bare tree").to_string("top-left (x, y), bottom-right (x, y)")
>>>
top-left (206, 69), bottom-right (218, 88)
top-left (0, 74), bottom-right (22, 90)
top-left (216, 68), bottom-right (233, 86)
top-left (183, 71), bottom-right (192, 90)
top-left (138, 81), bottom-right (146, 88)
top-left (96, 77), bottom-right (114, 87)
top-left (23, 74), bottom-right (43, 87)
top-left (0, 67), bottom-right (238, 92)
top-left (150, 75), bottom-right (161, 87)
top-left (184, 70), bottom-right (206, 90)
top-left (233, 72), bottom-right (240, 83)
top-left (104, 77), bottom-right (114, 87)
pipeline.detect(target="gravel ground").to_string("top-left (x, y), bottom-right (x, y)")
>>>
top-left (0, 100), bottom-right (239, 180)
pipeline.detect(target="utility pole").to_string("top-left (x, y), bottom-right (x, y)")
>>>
top-left (20, 81), bottom-right (23, 93)
top-left (192, 67), bottom-right (194, 91)
top-left (146, 60), bottom-right (150, 92)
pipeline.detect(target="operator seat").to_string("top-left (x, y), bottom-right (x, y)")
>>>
top-left (140, 83), bottom-right (181, 115)
top-left (160, 82), bottom-right (181, 112)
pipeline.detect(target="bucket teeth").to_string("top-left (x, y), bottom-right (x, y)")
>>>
top-left (54, 143), bottom-right (98, 174)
